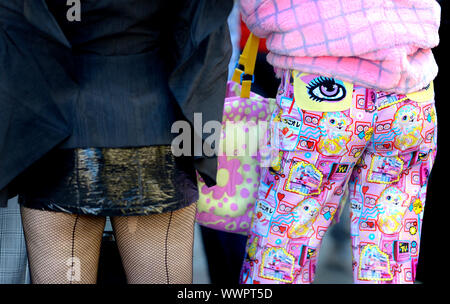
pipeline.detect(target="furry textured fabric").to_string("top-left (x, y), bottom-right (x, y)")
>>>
top-left (240, 0), bottom-right (441, 93)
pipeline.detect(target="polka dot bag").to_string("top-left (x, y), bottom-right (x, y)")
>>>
top-left (195, 34), bottom-right (276, 234)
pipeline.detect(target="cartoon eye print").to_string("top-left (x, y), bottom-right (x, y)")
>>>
top-left (306, 76), bottom-right (347, 102)
top-left (279, 204), bottom-right (292, 213)
top-left (322, 206), bottom-right (336, 213)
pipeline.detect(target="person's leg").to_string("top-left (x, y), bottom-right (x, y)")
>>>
top-left (20, 207), bottom-right (106, 284)
top-left (240, 71), bottom-right (372, 284)
top-left (349, 97), bottom-right (437, 284)
top-left (110, 203), bottom-right (196, 284)
top-left (200, 226), bottom-right (247, 284)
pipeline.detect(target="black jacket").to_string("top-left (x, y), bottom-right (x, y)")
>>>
top-left (0, 0), bottom-right (233, 207)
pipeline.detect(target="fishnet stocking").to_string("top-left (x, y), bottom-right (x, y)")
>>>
top-left (20, 207), bottom-right (106, 284)
top-left (20, 203), bottom-right (196, 284)
top-left (110, 203), bottom-right (197, 284)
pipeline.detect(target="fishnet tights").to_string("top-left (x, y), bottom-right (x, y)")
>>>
top-left (20, 203), bottom-right (196, 284)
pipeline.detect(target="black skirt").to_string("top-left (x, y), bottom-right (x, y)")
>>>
top-left (16, 146), bottom-right (199, 216)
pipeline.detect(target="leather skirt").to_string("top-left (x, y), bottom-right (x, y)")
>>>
top-left (16, 146), bottom-right (199, 216)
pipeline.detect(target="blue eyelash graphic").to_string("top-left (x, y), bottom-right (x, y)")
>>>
top-left (306, 76), bottom-right (347, 102)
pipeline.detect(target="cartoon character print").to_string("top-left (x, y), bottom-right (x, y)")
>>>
top-left (358, 245), bottom-right (393, 281)
top-left (269, 108), bottom-right (282, 149)
top-left (286, 161), bottom-right (323, 196)
top-left (376, 187), bottom-right (409, 235)
top-left (253, 183), bottom-right (278, 237)
top-left (277, 97), bottom-right (303, 151)
top-left (317, 112), bottom-right (352, 156)
top-left (261, 247), bottom-right (295, 283)
top-left (392, 104), bottom-right (423, 151)
top-left (287, 198), bottom-right (321, 239)
top-left (253, 199), bottom-right (277, 237)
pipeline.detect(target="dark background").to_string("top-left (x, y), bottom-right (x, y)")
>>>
top-left (416, 0), bottom-right (448, 284)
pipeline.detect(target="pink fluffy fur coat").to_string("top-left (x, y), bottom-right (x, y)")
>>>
top-left (239, 0), bottom-right (441, 93)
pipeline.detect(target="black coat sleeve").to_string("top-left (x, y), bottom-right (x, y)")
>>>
top-left (0, 2), bottom-right (72, 207)
top-left (167, 0), bottom-right (233, 186)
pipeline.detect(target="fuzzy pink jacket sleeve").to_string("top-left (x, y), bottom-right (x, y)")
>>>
top-left (239, 0), bottom-right (441, 93)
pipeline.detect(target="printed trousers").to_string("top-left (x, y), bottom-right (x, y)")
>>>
top-left (239, 71), bottom-right (437, 284)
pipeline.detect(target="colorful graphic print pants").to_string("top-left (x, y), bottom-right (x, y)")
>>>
top-left (239, 71), bottom-right (437, 284)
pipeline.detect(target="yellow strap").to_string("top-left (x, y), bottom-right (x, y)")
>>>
top-left (231, 35), bottom-right (251, 83)
top-left (231, 33), bottom-right (260, 98)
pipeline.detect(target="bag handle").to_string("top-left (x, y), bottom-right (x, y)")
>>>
top-left (231, 33), bottom-right (260, 98)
